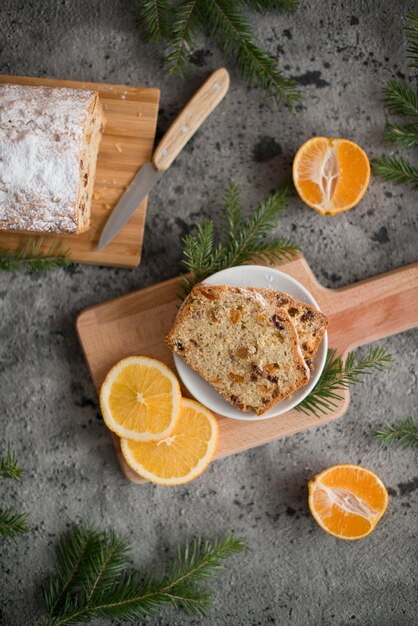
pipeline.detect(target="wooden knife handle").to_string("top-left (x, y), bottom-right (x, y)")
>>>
top-left (152, 68), bottom-right (230, 172)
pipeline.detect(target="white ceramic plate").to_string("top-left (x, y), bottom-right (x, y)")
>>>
top-left (173, 265), bottom-right (328, 420)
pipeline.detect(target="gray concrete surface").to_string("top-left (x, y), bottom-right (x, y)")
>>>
top-left (0, 1), bottom-right (417, 624)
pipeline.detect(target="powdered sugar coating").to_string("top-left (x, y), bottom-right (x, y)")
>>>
top-left (0, 84), bottom-right (96, 233)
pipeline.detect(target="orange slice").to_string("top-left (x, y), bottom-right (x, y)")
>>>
top-left (308, 464), bottom-right (389, 540)
top-left (293, 137), bottom-right (370, 215)
top-left (100, 356), bottom-right (181, 441)
top-left (121, 398), bottom-right (219, 485)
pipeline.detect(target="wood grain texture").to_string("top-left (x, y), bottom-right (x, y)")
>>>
top-left (76, 256), bottom-right (418, 483)
top-left (153, 68), bottom-right (229, 171)
top-left (0, 74), bottom-right (160, 268)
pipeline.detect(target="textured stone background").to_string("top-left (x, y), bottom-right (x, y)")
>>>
top-left (0, 1), bottom-right (417, 625)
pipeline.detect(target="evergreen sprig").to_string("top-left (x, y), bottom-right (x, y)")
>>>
top-left (0, 446), bottom-right (28, 541)
top-left (384, 79), bottom-right (418, 118)
top-left (136, 0), bottom-right (172, 41)
top-left (240, 0), bottom-right (299, 11)
top-left (40, 525), bottom-right (245, 625)
top-left (201, 0), bottom-right (300, 107)
top-left (163, 1), bottom-right (202, 75)
top-left (0, 239), bottom-right (71, 272)
top-left (0, 446), bottom-right (23, 480)
top-left (373, 12), bottom-right (418, 187)
top-left (180, 182), bottom-right (299, 295)
top-left (296, 346), bottom-right (392, 418)
top-left (0, 507), bottom-right (29, 541)
top-left (373, 415), bottom-right (418, 449)
top-left (135, 0), bottom-right (300, 106)
top-left (385, 122), bottom-right (418, 148)
top-left (373, 155), bottom-right (418, 187)
top-left (405, 10), bottom-right (418, 70)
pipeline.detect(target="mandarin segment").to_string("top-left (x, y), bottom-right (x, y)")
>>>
top-left (308, 464), bottom-right (389, 540)
top-left (293, 137), bottom-right (370, 215)
top-left (311, 489), bottom-right (372, 537)
top-left (100, 356), bottom-right (181, 441)
top-left (121, 398), bottom-right (219, 485)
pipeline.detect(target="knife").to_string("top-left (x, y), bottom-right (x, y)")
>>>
top-left (98, 68), bottom-right (230, 251)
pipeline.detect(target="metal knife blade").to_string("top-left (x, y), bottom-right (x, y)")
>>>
top-left (97, 68), bottom-right (230, 252)
top-left (97, 162), bottom-right (162, 251)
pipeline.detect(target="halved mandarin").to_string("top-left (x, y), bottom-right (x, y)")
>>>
top-left (308, 464), bottom-right (389, 540)
top-left (100, 356), bottom-right (181, 441)
top-left (121, 398), bottom-right (219, 485)
top-left (293, 137), bottom-right (370, 215)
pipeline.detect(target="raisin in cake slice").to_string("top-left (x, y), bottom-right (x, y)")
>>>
top-left (249, 288), bottom-right (328, 366)
top-left (165, 284), bottom-right (310, 415)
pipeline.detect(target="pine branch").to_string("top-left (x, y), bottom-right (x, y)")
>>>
top-left (134, 0), bottom-right (300, 105)
top-left (238, 237), bottom-right (298, 265)
top-left (296, 346), bottom-right (392, 418)
top-left (163, 0), bottom-right (202, 75)
top-left (383, 79), bottom-right (418, 118)
top-left (373, 416), bottom-right (418, 449)
top-left (135, 0), bottom-right (172, 41)
top-left (224, 181), bottom-right (243, 244)
top-left (43, 526), bottom-right (103, 619)
top-left (0, 446), bottom-right (23, 480)
top-left (373, 155), bottom-right (418, 187)
top-left (375, 13), bottom-right (418, 188)
top-left (240, 0), bottom-right (299, 12)
top-left (0, 447), bottom-right (27, 541)
top-left (220, 185), bottom-right (297, 269)
top-left (200, 0), bottom-right (300, 107)
top-left (0, 507), bottom-right (29, 541)
top-left (0, 239), bottom-right (71, 272)
top-left (385, 122), bottom-right (418, 148)
top-left (180, 182), bottom-right (298, 295)
top-left (405, 10), bottom-right (418, 69)
top-left (181, 220), bottom-right (222, 289)
top-left (41, 525), bottom-right (245, 625)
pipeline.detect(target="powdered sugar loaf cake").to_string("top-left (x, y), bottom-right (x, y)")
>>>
top-left (166, 284), bottom-right (310, 415)
top-left (0, 83), bottom-right (105, 234)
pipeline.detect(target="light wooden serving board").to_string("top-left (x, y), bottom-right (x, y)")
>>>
top-left (0, 75), bottom-right (160, 268)
top-left (77, 256), bottom-right (418, 483)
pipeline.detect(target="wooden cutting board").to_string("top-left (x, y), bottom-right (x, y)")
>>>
top-left (77, 256), bottom-right (418, 483)
top-left (0, 75), bottom-right (160, 268)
